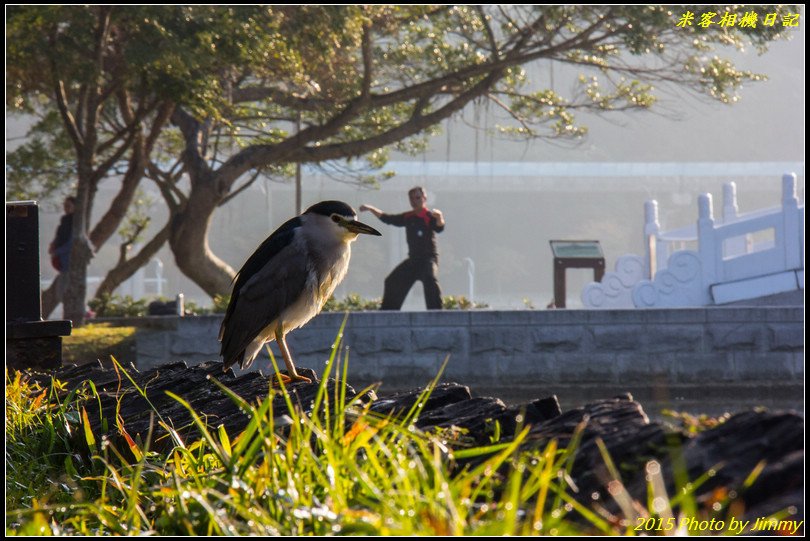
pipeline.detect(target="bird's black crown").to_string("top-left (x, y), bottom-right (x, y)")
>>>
top-left (304, 200), bottom-right (356, 218)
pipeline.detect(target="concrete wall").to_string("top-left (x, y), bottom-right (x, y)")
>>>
top-left (128, 308), bottom-right (803, 407)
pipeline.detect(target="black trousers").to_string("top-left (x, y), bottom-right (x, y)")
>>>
top-left (381, 257), bottom-right (442, 310)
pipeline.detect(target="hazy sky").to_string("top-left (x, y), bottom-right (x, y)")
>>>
top-left (409, 24), bottom-right (804, 165)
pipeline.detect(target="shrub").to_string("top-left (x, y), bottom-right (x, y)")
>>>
top-left (88, 293), bottom-right (148, 318)
top-left (442, 295), bottom-right (489, 310)
top-left (323, 293), bottom-right (382, 311)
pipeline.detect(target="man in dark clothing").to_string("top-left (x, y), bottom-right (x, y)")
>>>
top-left (360, 187), bottom-right (445, 310)
top-left (49, 196), bottom-right (76, 272)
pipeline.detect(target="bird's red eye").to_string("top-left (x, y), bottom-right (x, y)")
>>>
top-left (331, 215), bottom-right (341, 223)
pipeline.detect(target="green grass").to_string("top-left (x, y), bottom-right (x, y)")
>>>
top-left (5, 327), bottom-right (784, 536)
top-left (62, 323), bottom-right (137, 366)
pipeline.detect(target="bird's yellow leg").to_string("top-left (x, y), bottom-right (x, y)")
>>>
top-left (275, 325), bottom-right (312, 384)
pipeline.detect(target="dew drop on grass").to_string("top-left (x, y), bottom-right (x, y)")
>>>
top-left (646, 461), bottom-right (661, 475)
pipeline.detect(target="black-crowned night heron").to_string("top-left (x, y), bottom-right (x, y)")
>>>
top-left (219, 201), bottom-right (381, 383)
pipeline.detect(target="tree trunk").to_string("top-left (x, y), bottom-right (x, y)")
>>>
top-left (90, 101), bottom-right (174, 250)
top-left (63, 160), bottom-right (95, 326)
top-left (62, 235), bottom-right (95, 326)
top-left (94, 223), bottom-right (171, 298)
top-left (41, 275), bottom-right (62, 319)
top-left (89, 153), bottom-right (144, 250)
top-left (168, 175), bottom-right (236, 297)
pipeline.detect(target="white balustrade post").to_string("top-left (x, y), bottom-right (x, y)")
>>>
top-left (721, 181), bottom-right (747, 257)
top-left (697, 193), bottom-right (717, 293)
top-left (464, 257), bottom-right (475, 302)
top-left (722, 181), bottom-right (738, 222)
top-left (152, 258), bottom-right (165, 297)
top-left (781, 172), bottom-right (801, 270)
top-left (644, 200), bottom-right (661, 279)
top-left (133, 267), bottom-right (146, 299)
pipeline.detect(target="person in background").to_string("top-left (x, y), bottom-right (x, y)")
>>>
top-left (49, 195), bottom-right (76, 273)
top-left (360, 187), bottom-right (445, 310)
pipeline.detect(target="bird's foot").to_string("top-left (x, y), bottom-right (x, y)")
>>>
top-left (271, 373), bottom-right (312, 387)
top-left (271, 373), bottom-right (292, 387)
top-left (288, 374), bottom-right (312, 384)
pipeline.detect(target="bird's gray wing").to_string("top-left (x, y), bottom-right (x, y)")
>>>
top-left (220, 240), bottom-right (310, 370)
top-left (219, 217), bottom-right (301, 367)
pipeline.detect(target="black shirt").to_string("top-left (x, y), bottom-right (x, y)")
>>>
top-left (53, 213), bottom-right (73, 249)
top-left (380, 209), bottom-right (444, 259)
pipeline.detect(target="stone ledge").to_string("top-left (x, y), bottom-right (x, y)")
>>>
top-left (116, 308), bottom-right (802, 389)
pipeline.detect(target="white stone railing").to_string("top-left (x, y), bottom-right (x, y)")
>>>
top-left (583, 173), bottom-right (804, 308)
top-left (580, 254), bottom-right (646, 308)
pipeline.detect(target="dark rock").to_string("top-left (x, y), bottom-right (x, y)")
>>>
top-left (679, 410), bottom-right (804, 523)
top-left (369, 386), bottom-right (560, 445)
top-left (30, 361), bottom-right (361, 455)
top-left (22, 362), bottom-right (802, 526)
top-left (528, 395), bottom-right (563, 422)
top-left (740, 449), bottom-right (803, 522)
top-left (519, 394), bottom-right (674, 508)
top-left (611, 409), bottom-right (804, 518)
top-left (518, 396), bottom-right (804, 530)
top-left (416, 396), bottom-right (508, 444)
top-left (369, 382), bottom-right (472, 417)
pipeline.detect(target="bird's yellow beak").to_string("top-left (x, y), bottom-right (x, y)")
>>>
top-left (345, 219), bottom-right (382, 236)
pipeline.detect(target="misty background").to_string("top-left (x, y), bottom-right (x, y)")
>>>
top-left (27, 25), bottom-right (804, 311)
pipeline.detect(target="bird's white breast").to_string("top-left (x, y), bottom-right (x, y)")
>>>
top-left (279, 230), bottom-right (352, 333)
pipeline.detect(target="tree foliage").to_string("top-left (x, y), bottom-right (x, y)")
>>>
top-left (7, 5), bottom-right (799, 309)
